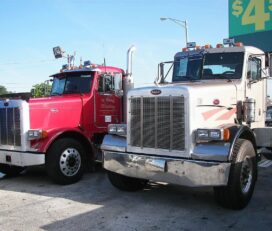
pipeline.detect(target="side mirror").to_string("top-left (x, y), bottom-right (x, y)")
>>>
top-left (114, 73), bottom-right (122, 90)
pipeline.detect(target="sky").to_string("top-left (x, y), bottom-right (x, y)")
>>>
top-left (1, 0), bottom-right (269, 94)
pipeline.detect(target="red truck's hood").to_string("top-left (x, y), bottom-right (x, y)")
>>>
top-left (29, 96), bottom-right (83, 130)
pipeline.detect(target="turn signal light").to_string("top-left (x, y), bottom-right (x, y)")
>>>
top-left (223, 128), bottom-right (230, 141)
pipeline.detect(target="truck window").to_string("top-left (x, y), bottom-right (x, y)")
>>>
top-left (98, 75), bottom-right (114, 93)
top-left (247, 57), bottom-right (261, 81)
top-left (51, 72), bottom-right (93, 95)
top-left (172, 55), bottom-right (202, 82)
top-left (202, 52), bottom-right (244, 79)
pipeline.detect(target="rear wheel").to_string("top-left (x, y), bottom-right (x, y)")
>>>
top-left (0, 164), bottom-right (25, 177)
top-left (46, 138), bottom-right (86, 185)
top-left (214, 139), bottom-right (257, 210)
top-left (107, 171), bottom-right (148, 192)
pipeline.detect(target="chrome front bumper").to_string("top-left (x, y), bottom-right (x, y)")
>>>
top-left (103, 151), bottom-right (231, 187)
top-left (0, 150), bottom-right (45, 167)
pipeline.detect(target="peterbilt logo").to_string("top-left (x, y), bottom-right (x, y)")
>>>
top-left (151, 89), bottom-right (161, 95)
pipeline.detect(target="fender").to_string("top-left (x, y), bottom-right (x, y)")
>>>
top-left (227, 124), bottom-right (257, 161)
top-left (192, 124), bottom-right (256, 162)
top-left (31, 127), bottom-right (95, 154)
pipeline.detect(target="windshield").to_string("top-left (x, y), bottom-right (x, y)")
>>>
top-left (51, 72), bottom-right (93, 96)
top-left (202, 52), bottom-right (244, 79)
top-left (172, 52), bottom-right (244, 82)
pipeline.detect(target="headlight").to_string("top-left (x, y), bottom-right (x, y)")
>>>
top-left (108, 124), bottom-right (127, 136)
top-left (27, 129), bottom-right (48, 140)
top-left (196, 128), bottom-right (229, 143)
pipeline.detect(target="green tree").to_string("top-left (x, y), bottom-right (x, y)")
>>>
top-left (0, 85), bottom-right (9, 95)
top-left (31, 82), bottom-right (52, 98)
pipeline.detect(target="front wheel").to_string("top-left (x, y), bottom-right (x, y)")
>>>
top-left (107, 171), bottom-right (148, 192)
top-left (0, 164), bottom-right (25, 177)
top-left (214, 139), bottom-right (257, 210)
top-left (46, 138), bottom-right (86, 185)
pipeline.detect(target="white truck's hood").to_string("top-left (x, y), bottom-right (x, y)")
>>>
top-left (127, 81), bottom-right (237, 158)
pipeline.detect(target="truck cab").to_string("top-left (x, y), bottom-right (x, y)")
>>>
top-left (0, 46), bottom-right (136, 185)
top-left (102, 40), bottom-right (271, 209)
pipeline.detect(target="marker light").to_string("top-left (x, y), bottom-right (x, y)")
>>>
top-left (235, 42), bottom-right (243, 47)
top-left (182, 48), bottom-right (189, 52)
top-left (204, 44), bottom-right (211, 49)
top-left (224, 128), bottom-right (230, 141)
top-left (216, 44), bottom-right (224, 48)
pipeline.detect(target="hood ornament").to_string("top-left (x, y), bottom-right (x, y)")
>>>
top-left (151, 89), bottom-right (161, 95)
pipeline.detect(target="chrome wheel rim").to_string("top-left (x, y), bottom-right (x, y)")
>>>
top-left (59, 148), bottom-right (81, 177)
top-left (240, 156), bottom-right (253, 194)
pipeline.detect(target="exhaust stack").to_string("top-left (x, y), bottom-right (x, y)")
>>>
top-left (123, 45), bottom-right (136, 122)
top-left (126, 45), bottom-right (136, 81)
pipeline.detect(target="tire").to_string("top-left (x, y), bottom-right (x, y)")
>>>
top-left (263, 148), bottom-right (272, 160)
top-left (0, 164), bottom-right (25, 177)
top-left (107, 171), bottom-right (148, 192)
top-left (45, 138), bottom-right (86, 185)
top-left (214, 139), bottom-right (257, 210)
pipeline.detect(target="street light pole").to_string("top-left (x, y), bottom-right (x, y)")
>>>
top-left (160, 17), bottom-right (189, 46)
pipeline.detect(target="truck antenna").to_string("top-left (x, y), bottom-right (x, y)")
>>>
top-left (104, 58), bottom-right (107, 72)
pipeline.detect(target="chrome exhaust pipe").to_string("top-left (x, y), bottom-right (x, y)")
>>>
top-left (123, 45), bottom-right (136, 122)
top-left (126, 45), bottom-right (136, 81)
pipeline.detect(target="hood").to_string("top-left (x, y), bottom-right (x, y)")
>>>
top-left (130, 80), bottom-right (237, 103)
top-left (29, 96), bottom-right (83, 130)
top-left (128, 80), bottom-right (237, 128)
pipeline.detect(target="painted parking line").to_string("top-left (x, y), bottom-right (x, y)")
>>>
top-left (258, 159), bottom-right (272, 168)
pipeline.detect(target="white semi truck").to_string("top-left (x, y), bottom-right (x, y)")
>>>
top-left (101, 39), bottom-right (272, 209)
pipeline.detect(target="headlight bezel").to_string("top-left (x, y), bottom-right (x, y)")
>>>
top-left (108, 124), bottom-right (127, 137)
top-left (195, 128), bottom-right (229, 143)
top-left (27, 129), bottom-right (48, 141)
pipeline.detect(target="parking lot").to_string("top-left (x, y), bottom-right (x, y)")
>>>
top-left (0, 159), bottom-right (272, 231)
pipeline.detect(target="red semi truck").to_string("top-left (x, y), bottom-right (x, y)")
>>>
top-left (0, 46), bottom-right (135, 184)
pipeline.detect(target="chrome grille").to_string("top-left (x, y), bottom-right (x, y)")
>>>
top-left (0, 107), bottom-right (21, 146)
top-left (130, 96), bottom-right (185, 151)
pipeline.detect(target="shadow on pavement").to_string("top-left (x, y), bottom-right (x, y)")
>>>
top-left (0, 165), bottom-right (272, 231)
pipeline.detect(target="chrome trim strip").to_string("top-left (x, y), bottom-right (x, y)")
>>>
top-left (155, 97), bottom-right (158, 149)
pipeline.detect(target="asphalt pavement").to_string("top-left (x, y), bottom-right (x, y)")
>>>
top-left (0, 160), bottom-right (272, 231)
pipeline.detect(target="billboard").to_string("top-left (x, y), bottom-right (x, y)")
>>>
top-left (229, 0), bottom-right (272, 51)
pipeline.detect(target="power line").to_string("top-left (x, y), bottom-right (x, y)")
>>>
top-left (0, 59), bottom-right (57, 66)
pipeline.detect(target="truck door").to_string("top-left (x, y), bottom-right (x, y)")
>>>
top-left (245, 56), bottom-right (266, 127)
top-left (94, 74), bottom-right (122, 128)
